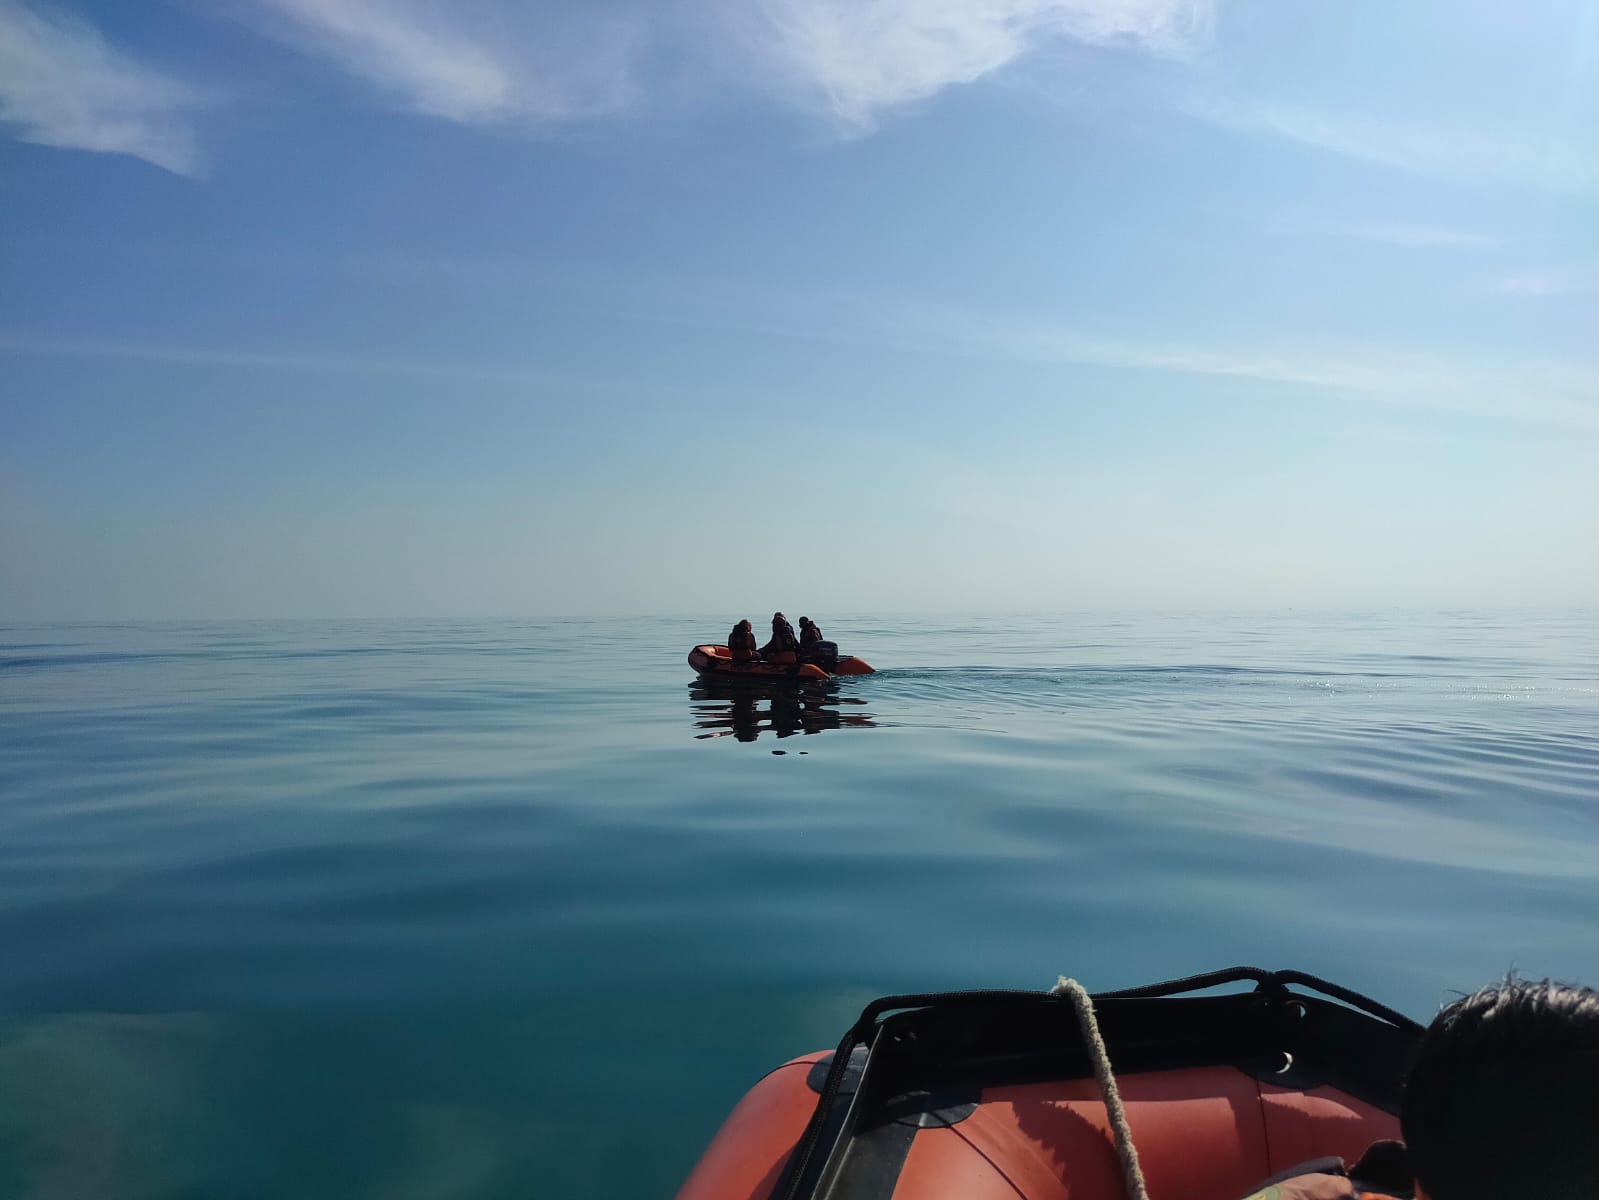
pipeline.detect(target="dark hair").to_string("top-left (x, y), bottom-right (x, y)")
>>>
top-left (1402, 978), bottom-right (1599, 1200)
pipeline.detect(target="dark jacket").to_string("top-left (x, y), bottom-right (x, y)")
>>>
top-left (762, 616), bottom-right (798, 657)
top-left (729, 623), bottom-right (758, 662)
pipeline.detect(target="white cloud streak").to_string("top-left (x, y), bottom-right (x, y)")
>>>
top-left (241, 0), bottom-right (1209, 132)
top-left (248, 0), bottom-right (640, 123)
top-left (892, 301), bottom-right (1599, 429)
top-left (1275, 218), bottom-right (1497, 250)
top-left (1195, 99), bottom-right (1599, 193)
top-left (0, 0), bottom-right (203, 174)
top-left (258, 0), bottom-right (515, 121)
top-left (618, 282), bottom-right (1599, 430)
top-left (1497, 263), bottom-right (1599, 296)
top-left (749, 0), bottom-right (1213, 128)
top-left (0, 331), bottom-right (594, 387)
top-left (9, 289), bottom-right (1597, 432)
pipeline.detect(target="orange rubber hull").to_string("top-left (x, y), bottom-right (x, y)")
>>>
top-left (678, 1060), bottom-right (1398, 1200)
top-left (688, 645), bottom-right (873, 681)
top-left (678, 970), bottom-right (1418, 1200)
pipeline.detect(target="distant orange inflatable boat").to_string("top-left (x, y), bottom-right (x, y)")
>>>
top-left (688, 645), bottom-right (875, 681)
top-left (678, 967), bottom-right (1420, 1200)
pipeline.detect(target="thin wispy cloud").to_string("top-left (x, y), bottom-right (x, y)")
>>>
top-left (248, 0), bottom-right (640, 123)
top-left (1275, 218), bottom-right (1497, 250)
top-left (6, 268), bottom-right (1598, 430)
top-left (0, 0), bottom-right (203, 174)
top-left (885, 301), bottom-right (1459, 397)
top-left (244, 0), bottom-right (1210, 133)
top-left (630, 282), bottom-right (1599, 430)
top-left (1195, 99), bottom-right (1599, 193)
top-left (902, 303), bottom-right (1599, 429)
top-left (1496, 263), bottom-right (1599, 296)
top-left (2, 0), bottom-right (1213, 156)
top-left (750, 0), bottom-right (1213, 129)
top-left (0, 331), bottom-right (598, 387)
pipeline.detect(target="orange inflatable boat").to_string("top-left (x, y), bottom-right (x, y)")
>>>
top-left (678, 967), bottom-right (1420, 1200)
top-left (689, 645), bottom-right (875, 681)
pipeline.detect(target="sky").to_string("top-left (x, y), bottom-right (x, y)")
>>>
top-left (2, 0), bottom-right (1597, 619)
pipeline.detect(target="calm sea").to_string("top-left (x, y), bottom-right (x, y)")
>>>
top-left (2, 612), bottom-right (1596, 1199)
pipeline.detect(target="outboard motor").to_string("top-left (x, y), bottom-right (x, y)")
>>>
top-left (806, 640), bottom-right (840, 671)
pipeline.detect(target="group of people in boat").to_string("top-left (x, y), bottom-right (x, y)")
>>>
top-left (728, 612), bottom-right (830, 665)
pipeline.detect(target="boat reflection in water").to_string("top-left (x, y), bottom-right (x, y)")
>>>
top-left (689, 678), bottom-right (877, 743)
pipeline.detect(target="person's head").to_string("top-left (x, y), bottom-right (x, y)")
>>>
top-left (1402, 978), bottom-right (1599, 1200)
top-left (799, 617), bottom-right (812, 628)
top-left (737, 619), bottom-right (751, 631)
top-left (773, 612), bottom-right (785, 623)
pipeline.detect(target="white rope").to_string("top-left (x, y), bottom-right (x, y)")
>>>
top-left (1052, 976), bottom-right (1150, 1200)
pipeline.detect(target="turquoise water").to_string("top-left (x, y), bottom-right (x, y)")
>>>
top-left (2, 612), bottom-right (1596, 1199)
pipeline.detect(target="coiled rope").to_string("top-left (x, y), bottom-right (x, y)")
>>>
top-left (1051, 976), bottom-right (1150, 1200)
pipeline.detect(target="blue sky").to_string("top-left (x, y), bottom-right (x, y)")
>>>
top-left (2, 0), bottom-right (1596, 618)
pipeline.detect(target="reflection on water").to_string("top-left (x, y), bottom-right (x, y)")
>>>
top-left (689, 679), bottom-right (877, 743)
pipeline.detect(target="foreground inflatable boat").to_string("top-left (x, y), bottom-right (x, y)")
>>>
top-left (678, 967), bottom-right (1420, 1200)
top-left (689, 645), bottom-right (875, 681)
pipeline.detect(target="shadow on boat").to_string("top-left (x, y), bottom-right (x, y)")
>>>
top-left (689, 678), bottom-right (877, 743)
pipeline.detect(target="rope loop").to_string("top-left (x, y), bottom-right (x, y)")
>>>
top-left (1052, 976), bottom-right (1150, 1200)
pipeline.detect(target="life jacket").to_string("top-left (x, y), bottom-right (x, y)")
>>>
top-left (729, 624), bottom-right (757, 662)
top-left (800, 622), bottom-right (823, 648)
top-left (768, 617), bottom-right (798, 653)
top-left (1238, 1144), bottom-right (1411, 1200)
top-left (1238, 1178), bottom-right (1405, 1200)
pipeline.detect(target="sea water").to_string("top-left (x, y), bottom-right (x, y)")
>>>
top-left (1, 612), bottom-right (1595, 1199)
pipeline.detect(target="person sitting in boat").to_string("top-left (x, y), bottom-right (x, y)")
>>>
top-left (1241, 977), bottom-right (1599, 1200)
top-left (797, 616), bottom-right (839, 670)
top-left (1403, 977), bottom-right (1599, 1200)
top-left (761, 612), bottom-right (799, 664)
top-left (798, 616), bottom-right (823, 651)
top-left (727, 619), bottom-right (758, 663)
